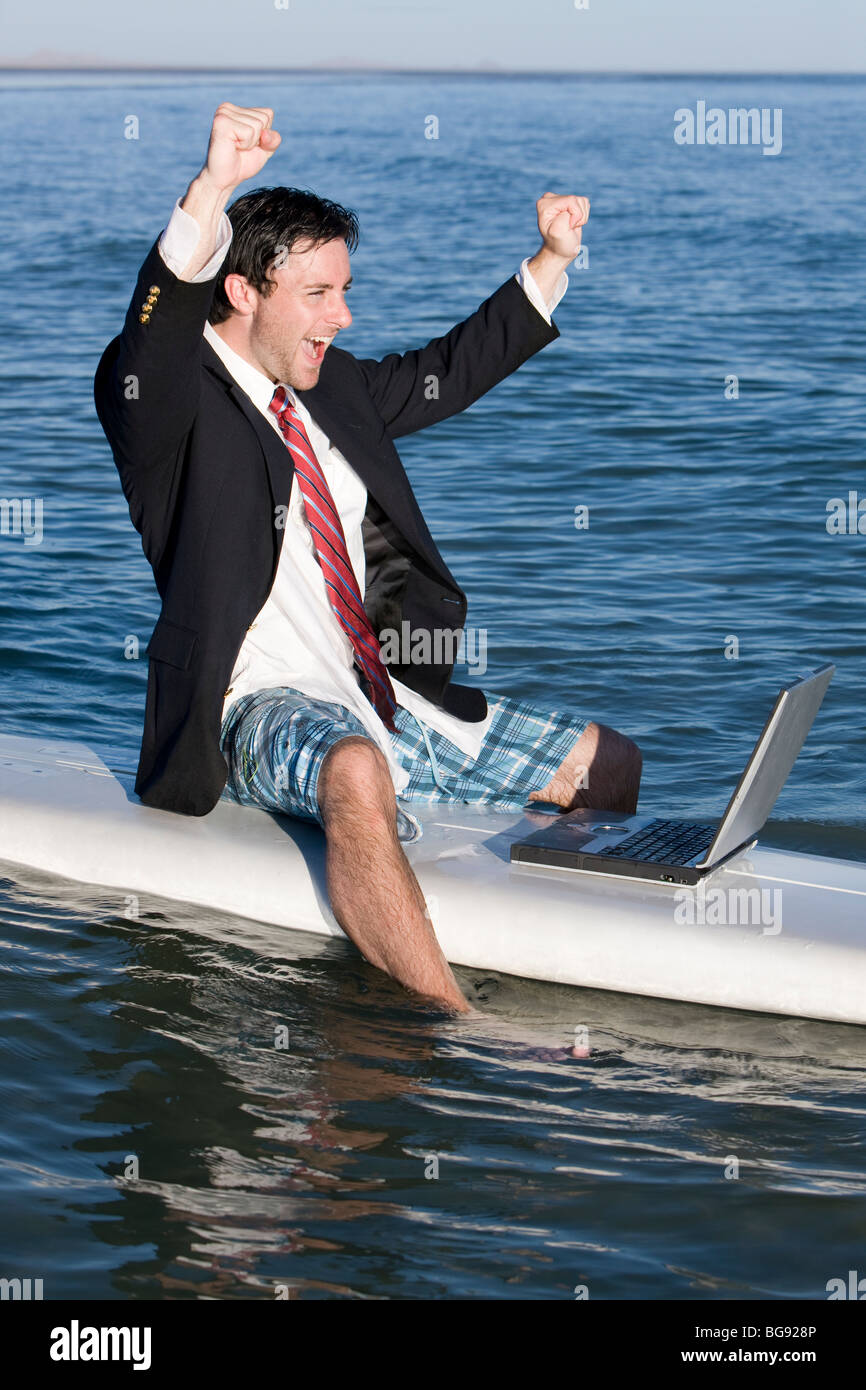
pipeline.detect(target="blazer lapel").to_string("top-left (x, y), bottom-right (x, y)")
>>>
top-left (202, 342), bottom-right (293, 514)
top-left (202, 339), bottom-right (453, 586)
top-left (300, 368), bottom-right (454, 584)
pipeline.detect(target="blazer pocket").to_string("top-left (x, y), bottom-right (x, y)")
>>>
top-left (145, 617), bottom-right (199, 670)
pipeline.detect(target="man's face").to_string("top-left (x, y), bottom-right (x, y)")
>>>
top-left (247, 236), bottom-right (353, 390)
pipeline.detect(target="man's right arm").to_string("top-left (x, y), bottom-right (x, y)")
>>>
top-left (93, 105), bottom-right (280, 519)
top-left (159, 196), bottom-right (232, 285)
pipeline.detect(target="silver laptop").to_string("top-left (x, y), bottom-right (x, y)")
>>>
top-left (510, 663), bottom-right (835, 886)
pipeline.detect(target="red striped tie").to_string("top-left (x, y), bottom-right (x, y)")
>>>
top-left (269, 385), bottom-right (398, 731)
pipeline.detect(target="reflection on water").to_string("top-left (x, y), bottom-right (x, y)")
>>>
top-left (2, 864), bottom-right (866, 1300)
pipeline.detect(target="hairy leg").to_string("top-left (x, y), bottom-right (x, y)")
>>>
top-left (317, 736), bottom-right (471, 1014)
top-left (528, 720), bottom-right (642, 814)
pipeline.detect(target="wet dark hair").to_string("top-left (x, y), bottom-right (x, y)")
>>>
top-left (208, 186), bottom-right (360, 324)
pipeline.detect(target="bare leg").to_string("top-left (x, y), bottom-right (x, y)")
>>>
top-left (528, 721), bottom-right (642, 814)
top-left (317, 736), bottom-right (471, 1014)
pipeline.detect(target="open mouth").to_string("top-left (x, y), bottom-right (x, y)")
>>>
top-left (301, 336), bottom-right (332, 365)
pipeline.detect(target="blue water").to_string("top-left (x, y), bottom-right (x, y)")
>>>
top-left (1, 72), bottom-right (865, 1300)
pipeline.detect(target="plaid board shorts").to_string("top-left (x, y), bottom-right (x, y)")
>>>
top-left (219, 686), bottom-right (590, 843)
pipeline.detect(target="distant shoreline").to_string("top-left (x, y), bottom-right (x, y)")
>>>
top-left (0, 66), bottom-right (864, 78)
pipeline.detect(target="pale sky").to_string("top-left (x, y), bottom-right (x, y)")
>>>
top-left (0, 0), bottom-right (864, 73)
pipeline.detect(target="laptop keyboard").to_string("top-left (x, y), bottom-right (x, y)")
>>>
top-left (600, 818), bottom-right (718, 865)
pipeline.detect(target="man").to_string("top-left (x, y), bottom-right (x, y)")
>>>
top-left (95, 103), bottom-right (641, 1016)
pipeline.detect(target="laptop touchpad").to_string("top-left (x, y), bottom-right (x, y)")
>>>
top-left (540, 823), bottom-right (601, 850)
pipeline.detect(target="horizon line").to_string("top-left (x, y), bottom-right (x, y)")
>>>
top-left (1, 63), bottom-right (864, 77)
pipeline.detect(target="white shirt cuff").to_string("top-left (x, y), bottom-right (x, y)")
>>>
top-left (158, 196), bottom-right (233, 282)
top-left (515, 256), bottom-right (569, 325)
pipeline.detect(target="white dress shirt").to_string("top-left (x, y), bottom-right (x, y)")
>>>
top-left (157, 198), bottom-right (568, 797)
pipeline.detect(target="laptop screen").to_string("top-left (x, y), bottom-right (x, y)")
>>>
top-left (700, 663), bottom-right (834, 866)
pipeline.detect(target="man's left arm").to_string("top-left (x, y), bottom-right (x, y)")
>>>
top-left (352, 193), bottom-right (589, 439)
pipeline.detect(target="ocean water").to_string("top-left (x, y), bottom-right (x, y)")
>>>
top-left (0, 71), bottom-right (865, 1300)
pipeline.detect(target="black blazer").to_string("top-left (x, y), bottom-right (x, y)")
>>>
top-left (94, 237), bottom-right (559, 815)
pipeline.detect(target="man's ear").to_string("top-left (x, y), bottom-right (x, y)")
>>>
top-left (222, 272), bottom-right (257, 316)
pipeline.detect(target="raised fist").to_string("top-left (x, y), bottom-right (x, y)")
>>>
top-left (202, 103), bottom-right (282, 192)
top-left (536, 192), bottom-right (590, 259)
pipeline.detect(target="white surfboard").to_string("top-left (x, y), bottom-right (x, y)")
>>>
top-left (1, 730), bottom-right (866, 1026)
